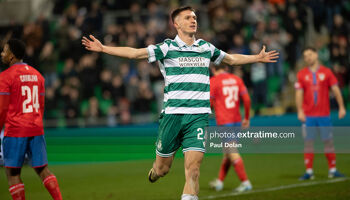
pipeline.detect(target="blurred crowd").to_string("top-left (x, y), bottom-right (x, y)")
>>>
top-left (0, 0), bottom-right (349, 126)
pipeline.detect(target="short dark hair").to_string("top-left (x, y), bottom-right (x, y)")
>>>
top-left (302, 47), bottom-right (317, 53)
top-left (214, 65), bottom-right (226, 71)
top-left (171, 6), bottom-right (195, 24)
top-left (7, 39), bottom-right (26, 60)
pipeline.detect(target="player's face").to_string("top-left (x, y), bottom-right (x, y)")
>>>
top-left (1, 44), bottom-right (13, 65)
top-left (303, 50), bottom-right (318, 66)
top-left (175, 10), bottom-right (197, 34)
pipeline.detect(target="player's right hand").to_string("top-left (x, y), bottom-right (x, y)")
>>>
top-left (241, 119), bottom-right (250, 129)
top-left (82, 35), bottom-right (103, 52)
top-left (339, 107), bottom-right (346, 119)
top-left (297, 111), bottom-right (306, 122)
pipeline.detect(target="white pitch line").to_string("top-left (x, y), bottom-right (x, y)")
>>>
top-left (202, 178), bottom-right (349, 199)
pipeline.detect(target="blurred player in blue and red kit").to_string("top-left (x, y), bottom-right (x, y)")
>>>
top-left (209, 65), bottom-right (252, 192)
top-left (295, 47), bottom-right (346, 180)
top-left (0, 39), bottom-right (62, 200)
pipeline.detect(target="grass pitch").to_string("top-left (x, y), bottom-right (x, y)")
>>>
top-left (1, 154), bottom-right (349, 200)
top-left (0, 125), bottom-right (349, 199)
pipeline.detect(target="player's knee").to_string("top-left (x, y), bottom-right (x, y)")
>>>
top-left (156, 165), bottom-right (170, 177)
top-left (6, 168), bottom-right (21, 185)
top-left (323, 139), bottom-right (334, 147)
top-left (34, 165), bottom-right (52, 180)
top-left (304, 140), bottom-right (314, 147)
top-left (304, 140), bottom-right (314, 152)
top-left (6, 168), bottom-right (21, 177)
top-left (323, 139), bottom-right (335, 153)
top-left (228, 153), bottom-right (241, 163)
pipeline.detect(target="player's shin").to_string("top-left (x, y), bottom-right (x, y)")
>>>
top-left (218, 157), bottom-right (230, 181)
top-left (325, 153), bottom-right (336, 171)
top-left (43, 175), bottom-right (62, 200)
top-left (9, 183), bottom-right (25, 200)
top-left (324, 139), bottom-right (336, 170)
top-left (304, 153), bottom-right (314, 172)
top-left (233, 157), bottom-right (248, 182)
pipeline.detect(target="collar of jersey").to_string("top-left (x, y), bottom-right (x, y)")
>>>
top-left (175, 35), bottom-right (200, 47)
top-left (307, 65), bottom-right (320, 73)
top-left (11, 62), bottom-right (27, 67)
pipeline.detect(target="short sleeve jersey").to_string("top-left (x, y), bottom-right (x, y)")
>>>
top-left (294, 65), bottom-right (338, 117)
top-left (147, 35), bottom-right (226, 114)
top-left (210, 73), bottom-right (248, 125)
top-left (0, 63), bottom-right (45, 137)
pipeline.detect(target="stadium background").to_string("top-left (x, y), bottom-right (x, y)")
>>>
top-left (0, 0), bottom-right (349, 199)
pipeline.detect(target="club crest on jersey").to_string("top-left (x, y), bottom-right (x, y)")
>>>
top-left (318, 73), bottom-right (325, 81)
top-left (157, 140), bottom-right (162, 151)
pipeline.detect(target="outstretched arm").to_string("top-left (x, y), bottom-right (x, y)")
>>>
top-left (222, 46), bottom-right (279, 66)
top-left (82, 35), bottom-right (148, 59)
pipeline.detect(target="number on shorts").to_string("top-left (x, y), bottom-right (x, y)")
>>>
top-left (222, 85), bottom-right (238, 109)
top-left (197, 128), bottom-right (204, 140)
top-left (22, 85), bottom-right (39, 113)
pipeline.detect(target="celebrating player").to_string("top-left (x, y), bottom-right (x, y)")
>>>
top-left (82, 6), bottom-right (278, 200)
top-left (295, 47), bottom-right (346, 180)
top-left (209, 65), bottom-right (252, 192)
top-left (0, 39), bottom-right (62, 200)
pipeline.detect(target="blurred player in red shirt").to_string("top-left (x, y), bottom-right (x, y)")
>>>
top-left (295, 47), bottom-right (346, 180)
top-left (209, 65), bottom-right (252, 192)
top-left (0, 39), bottom-right (62, 200)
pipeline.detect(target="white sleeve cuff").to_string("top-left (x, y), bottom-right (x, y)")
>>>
top-left (214, 50), bottom-right (226, 65)
top-left (147, 45), bottom-right (156, 63)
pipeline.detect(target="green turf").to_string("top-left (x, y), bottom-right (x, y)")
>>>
top-left (1, 154), bottom-right (349, 200)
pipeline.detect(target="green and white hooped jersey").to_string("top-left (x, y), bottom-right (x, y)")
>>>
top-left (147, 35), bottom-right (226, 114)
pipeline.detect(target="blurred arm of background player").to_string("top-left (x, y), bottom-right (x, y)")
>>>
top-left (241, 93), bottom-right (251, 129)
top-left (0, 95), bottom-right (10, 129)
top-left (331, 85), bottom-right (346, 119)
top-left (295, 89), bottom-right (305, 122)
top-left (222, 46), bottom-right (279, 66)
top-left (82, 35), bottom-right (148, 59)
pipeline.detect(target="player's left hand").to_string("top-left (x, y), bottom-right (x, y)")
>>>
top-left (257, 46), bottom-right (279, 63)
top-left (241, 119), bottom-right (250, 129)
top-left (82, 35), bottom-right (104, 52)
top-left (339, 107), bottom-right (346, 119)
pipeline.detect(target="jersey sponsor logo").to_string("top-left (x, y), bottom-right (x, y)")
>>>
top-left (20, 75), bottom-right (38, 82)
top-left (305, 75), bottom-right (309, 81)
top-left (178, 57), bottom-right (206, 67)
